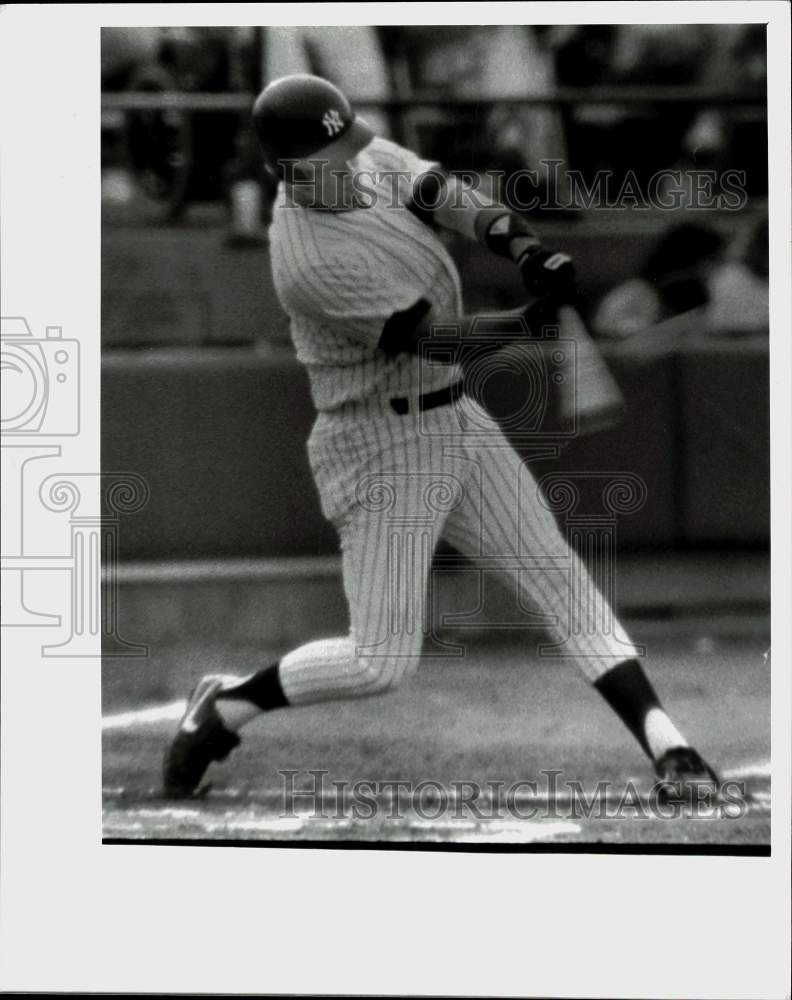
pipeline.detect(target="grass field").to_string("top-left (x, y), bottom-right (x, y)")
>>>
top-left (103, 629), bottom-right (770, 849)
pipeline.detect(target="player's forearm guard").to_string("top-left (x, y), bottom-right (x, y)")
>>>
top-left (475, 207), bottom-right (575, 304)
top-left (473, 206), bottom-right (542, 260)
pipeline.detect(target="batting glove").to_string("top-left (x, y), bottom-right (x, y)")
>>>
top-left (518, 247), bottom-right (576, 303)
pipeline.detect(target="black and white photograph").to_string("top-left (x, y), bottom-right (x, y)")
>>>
top-left (1, 4), bottom-right (790, 997)
top-left (99, 19), bottom-right (772, 849)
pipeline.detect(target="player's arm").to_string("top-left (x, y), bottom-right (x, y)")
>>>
top-left (380, 169), bottom-right (573, 360)
top-left (378, 299), bottom-right (537, 360)
top-left (407, 170), bottom-right (575, 304)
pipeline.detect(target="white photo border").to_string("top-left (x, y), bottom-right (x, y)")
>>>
top-left (1, 3), bottom-right (789, 996)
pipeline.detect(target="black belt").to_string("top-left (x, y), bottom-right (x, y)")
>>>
top-left (390, 381), bottom-right (464, 416)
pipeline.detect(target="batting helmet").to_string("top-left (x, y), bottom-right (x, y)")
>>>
top-left (252, 74), bottom-right (374, 174)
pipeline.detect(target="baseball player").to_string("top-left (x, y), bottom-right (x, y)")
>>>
top-left (164, 74), bottom-right (718, 801)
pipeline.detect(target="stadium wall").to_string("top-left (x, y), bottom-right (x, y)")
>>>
top-left (102, 336), bottom-right (769, 560)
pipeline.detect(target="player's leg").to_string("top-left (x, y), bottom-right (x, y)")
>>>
top-left (261, 486), bottom-right (440, 706)
top-left (163, 456), bottom-right (446, 795)
top-left (212, 419), bottom-right (466, 717)
top-left (219, 447), bottom-right (453, 711)
top-left (440, 425), bottom-right (717, 787)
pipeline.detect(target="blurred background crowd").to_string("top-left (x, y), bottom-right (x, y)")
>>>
top-left (101, 24), bottom-right (768, 346)
top-left (102, 24), bottom-right (767, 202)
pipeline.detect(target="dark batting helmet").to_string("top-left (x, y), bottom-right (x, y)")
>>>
top-left (252, 74), bottom-right (374, 175)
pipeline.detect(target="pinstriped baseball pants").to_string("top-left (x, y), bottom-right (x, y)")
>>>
top-left (278, 392), bottom-right (640, 705)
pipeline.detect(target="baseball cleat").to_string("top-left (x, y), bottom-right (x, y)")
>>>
top-left (162, 676), bottom-right (241, 798)
top-left (653, 746), bottom-right (720, 805)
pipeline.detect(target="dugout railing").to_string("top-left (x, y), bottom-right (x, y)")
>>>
top-left (101, 87), bottom-right (767, 219)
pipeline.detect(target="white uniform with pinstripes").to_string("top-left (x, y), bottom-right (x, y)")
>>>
top-left (269, 136), bottom-right (640, 705)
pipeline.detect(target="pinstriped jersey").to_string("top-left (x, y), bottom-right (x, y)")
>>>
top-left (269, 136), bottom-right (464, 411)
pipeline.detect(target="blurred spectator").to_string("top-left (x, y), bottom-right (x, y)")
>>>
top-left (220, 26), bottom-right (393, 245)
top-left (101, 27), bottom-right (160, 91)
top-left (222, 27), bottom-right (272, 245)
top-left (549, 25), bottom-right (617, 88)
top-left (704, 212), bottom-right (769, 332)
top-left (680, 25), bottom-right (768, 195)
top-left (552, 24), bottom-right (766, 196)
top-left (384, 26), bottom-right (568, 209)
top-left (642, 222), bottom-right (726, 316)
top-left (223, 126), bottom-right (273, 247)
top-left (591, 222), bottom-right (722, 337)
top-left (264, 26), bottom-right (391, 136)
top-left (592, 215), bottom-right (768, 338)
top-left (610, 24), bottom-right (708, 83)
top-left (103, 25), bottom-right (766, 228)
top-left (155, 26), bottom-right (232, 91)
top-left (121, 28), bottom-right (239, 219)
top-left (102, 27), bottom-right (161, 197)
top-left (555, 25), bottom-right (707, 185)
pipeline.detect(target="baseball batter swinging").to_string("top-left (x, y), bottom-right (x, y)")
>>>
top-left (164, 75), bottom-right (718, 800)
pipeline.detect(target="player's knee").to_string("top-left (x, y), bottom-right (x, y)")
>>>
top-left (354, 653), bottom-right (418, 695)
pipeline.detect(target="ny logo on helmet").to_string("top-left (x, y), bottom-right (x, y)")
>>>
top-left (322, 109), bottom-right (344, 136)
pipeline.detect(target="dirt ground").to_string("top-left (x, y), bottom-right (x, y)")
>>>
top-left (103, 626), bottom-right (770, 850)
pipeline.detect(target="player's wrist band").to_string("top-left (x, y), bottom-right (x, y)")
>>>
top-left (474, 207), bottom-right (542, 262)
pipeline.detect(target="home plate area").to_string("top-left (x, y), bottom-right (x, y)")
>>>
top-left (102, 637), bottom-right (770, 849)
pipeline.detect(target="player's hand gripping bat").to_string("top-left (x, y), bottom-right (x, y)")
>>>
top-left (516, 242), bottom-right (624, 436)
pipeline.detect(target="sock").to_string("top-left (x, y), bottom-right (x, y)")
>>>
top-left (643, 706), bottom-right (689, 760)
top-left (593, 658), bottom-right (688, 761)
top-left (215, 662), bottom-right (288, 732)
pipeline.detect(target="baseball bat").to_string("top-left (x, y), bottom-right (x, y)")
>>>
top-left (555, 304), bottom-right (625, 436)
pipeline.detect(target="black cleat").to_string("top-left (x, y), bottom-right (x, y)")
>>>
top-left (653, 746), bottom-right (720, 806)
top-left (163, 676), bottom-right (241, 798)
